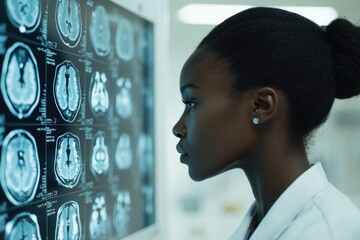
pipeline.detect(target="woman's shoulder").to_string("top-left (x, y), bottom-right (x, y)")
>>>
top-left (281, 184), bottom-right (360, 240)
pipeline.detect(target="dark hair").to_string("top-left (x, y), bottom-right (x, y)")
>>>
top-left (196, 7), bottom-right (360, 144)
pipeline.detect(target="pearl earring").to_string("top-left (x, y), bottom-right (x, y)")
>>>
top-left (252, 117), bottom-right (260, 125)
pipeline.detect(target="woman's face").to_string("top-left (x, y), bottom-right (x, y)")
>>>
top-left (172, 52), bottom-right (258, 181)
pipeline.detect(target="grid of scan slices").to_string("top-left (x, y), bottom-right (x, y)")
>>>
top-left (0, 0), bottom-right (155, 239)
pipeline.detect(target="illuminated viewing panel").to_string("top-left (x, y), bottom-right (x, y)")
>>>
top-left (0, 0), bottom-right (155, 239)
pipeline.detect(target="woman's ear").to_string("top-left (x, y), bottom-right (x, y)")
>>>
top-left (251, 87), bottom-right (279, 123)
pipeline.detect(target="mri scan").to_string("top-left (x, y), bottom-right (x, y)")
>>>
top-left (0, 129), bottom-right (40, 206)
top-left (0, 42), bottom-right (40, 119)
top-left (113, 191), bottom-right (131, 237)
top-left (0, 0), bottom-right (154, 238)
top-left (116, 77), bottom-right (133, 119)
top-left (54, 132), bottom-right (82, 188)
top-left (89, 5), bottom-right (111, 56)
top-left (55, 0), bottom-right (82, 48)
top-left (90, 131), bottom-right (110, 179)
top-left (115, 133), bottom-right (132, 170)
top-left (5, 212), bottom-right (42, 240)
top-left (55, 201), bottom-right (82, 240)
top-left (143, 185), bottom-right (154, 218)
top-left (137, 134), bottom-right (153, 175)
top-left (5, 0), bottom-right (41, 33)
top-left (89, 71), bottom-right (110, 118)
top-left (89, 193), bottom-right (111, 240)
top-left (53, 60), bottom-right (82, 123)
top-left (115, 18), bottom-right (135, 61)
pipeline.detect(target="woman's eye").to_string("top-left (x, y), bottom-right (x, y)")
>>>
top-left (187, 102), bottom-right (196, 108)
top-left (182, 100), bottom-right (196, 109)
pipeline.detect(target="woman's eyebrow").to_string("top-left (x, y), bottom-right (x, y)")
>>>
top-left (180, 83), bottom-right (200, 94)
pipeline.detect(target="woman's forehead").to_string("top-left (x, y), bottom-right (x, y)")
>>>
top-left (180, 51), bottom-right (235, 94)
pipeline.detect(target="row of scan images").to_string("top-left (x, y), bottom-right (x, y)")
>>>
top-left (0, 129), bottom-right (153, 206)
top-left (0, 42), bottom-right (143, 121)
top-left (4, 192), bottom-right (137, 239)
top-left (4, 0), bottom-right (144, 61)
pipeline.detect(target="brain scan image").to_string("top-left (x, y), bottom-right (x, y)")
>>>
top-left (143, 185), bottom-right (154, 217)
top-left (115, 19), bottom-right (135, 61)
top-left (89, 193), bottom-right (111, 240)
top-left (55, 0), bottom-right (82, 48)
top-left (0, 129), bottom-right (40, 206)
top-left (115, 133), bottom-right (132, 170)
top-left (54, 132), bottom-right (82, 188)
top-left (89, 71), bottom-right (109, 118)
top-left (0, 42), bottom-right (40, 119)
top-left (113, 191), bottom-right (131, 237)
top-left (89, 6), bottom-right (111, 56)
top-left (5, 0), bottom-right (41, 33)
top-left (137, 28), bottom-right (151, 64)
top-left (137, 134), bottom-right (154, 216)
top-left (53, 60), bottom-right (81, 123)
top-left (137, 134), bottom-right (153, 175)
top-left (115, 77), bottom-right (133, 119)
top-left (5, 212), bottom-right (42, 240)
top-left (90, 131), bottom-right (109, 178)
top-left (55, 201), bottom-right (82, 240)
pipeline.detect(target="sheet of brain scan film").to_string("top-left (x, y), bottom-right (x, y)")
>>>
top-left (86, 2), bottom-right (112, 61)
top-left (0, 0), bottom-right (156, 239)
top-left (47, 196), bottom-right (85, 240)
top-left (0, 202), bottom-right (47, 240)
top-left (84, 62), bottom-right (112, 124)
top-left (47, 0), bottom-right (86, 55)
top-left (85, 190), bottom-right (113, 239)
top-left (0, 127), bottom-right (46, 209)
top-left (84, 128), bottom-right (112, 185)
top-left (46, 54), bottom-right (86, 125)
top-left (0, 0), bottom-right (48, 45)
top-left (0, 39), bottom-right (47, 124)
top-left (46, 129), bottom-right (86, 197)
top-left (109, 189), bottom-right (134, 239)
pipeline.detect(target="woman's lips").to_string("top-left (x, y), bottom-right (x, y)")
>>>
top-left (180, 153), bottom-right (189, 163)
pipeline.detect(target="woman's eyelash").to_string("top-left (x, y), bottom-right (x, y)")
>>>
top-left (182, 99), bottom-right (197, 109)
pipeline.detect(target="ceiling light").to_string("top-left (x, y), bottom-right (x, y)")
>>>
top-left (177, 4), bottom-right (338, 26)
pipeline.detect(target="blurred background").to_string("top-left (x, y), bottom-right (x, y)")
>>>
top-left (163, 1), bottom-right (360, 240)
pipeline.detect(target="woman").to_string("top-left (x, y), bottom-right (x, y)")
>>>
top-left (172, 7), bottom-right (360, 240)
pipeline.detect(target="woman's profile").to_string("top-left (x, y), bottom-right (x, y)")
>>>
top-left (172, 7), bottom-right (360, 240)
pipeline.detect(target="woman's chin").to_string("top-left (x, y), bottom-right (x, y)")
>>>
top-left (188, 167), bottom-right (220, 182)
top-left (188, 168), bottom-right (208, 182)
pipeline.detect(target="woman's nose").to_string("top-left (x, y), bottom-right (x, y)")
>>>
top-left (172, 121), bottom-right (186, 138)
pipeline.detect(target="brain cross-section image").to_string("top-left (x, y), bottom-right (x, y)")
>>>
top-left (53, 60), bottom-right (81, 123)
top-left (89, 193), bottom-right (111, 240)
top-left (55, 0), bottom-right (82, 48)
top-left (0, 129), bottom-right (40, 206)
top-left (113, 191), bottom-right (131, 237)
top-left (89, 71), bottom-right (110, 118)
top-left (137, 134), bottom-right (153, 175)
top-left (116, 77), bottom-right (133, 119)
top-left (90, 131), bottom-right (110, 179)
top-left (55, 201), bottom-right (82, 240)
top-left (0, 42), bottom-right (40, 119)
top-left (90, 5), bottom-right (111, 56)
top-left (54, 132), bottom-right (82, 188)
top-left (5, 212), bottom-right (42, 240)
top-left (5, 0), bottom-right (41, 33)
top-left (115, 18), bottom-right (135, 61)
top-left (115, 133), bottom-right (132, 170)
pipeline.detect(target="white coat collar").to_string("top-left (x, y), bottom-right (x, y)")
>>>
top-left (229, 162), bottom-right (330, 240)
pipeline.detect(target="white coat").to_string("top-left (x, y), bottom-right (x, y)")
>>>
top-left (228, 162), bottom-right (360, 240)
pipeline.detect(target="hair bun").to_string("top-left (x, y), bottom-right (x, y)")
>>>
top-left (325, 18), bottom-right (360, 99)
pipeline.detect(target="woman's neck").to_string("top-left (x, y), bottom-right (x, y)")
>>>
top-left (243, 143), bottom-right (310, 220)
